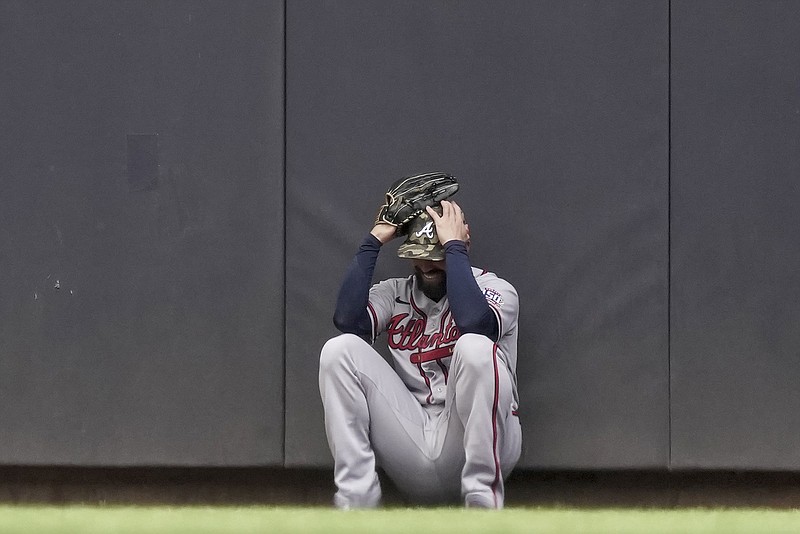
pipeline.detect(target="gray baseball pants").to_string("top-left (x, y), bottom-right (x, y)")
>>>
top-left (319, 333), bottom-right (521, 509)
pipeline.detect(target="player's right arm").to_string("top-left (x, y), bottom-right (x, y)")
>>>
top-left (369, 223), bottom-right (396, 245)
top-left (332, 224), bottom-right (397, 339)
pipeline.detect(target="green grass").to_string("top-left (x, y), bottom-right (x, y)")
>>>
top-left (0, 505), bottom-right (798, 533)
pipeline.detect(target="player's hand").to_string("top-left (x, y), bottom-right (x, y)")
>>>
top-left (426, 200), bottom-right (470, 245)
top-left (370, 223), bottom-right (397, 244)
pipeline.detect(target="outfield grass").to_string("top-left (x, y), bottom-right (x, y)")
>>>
top-left (0, 505), bottom-right (798, 533)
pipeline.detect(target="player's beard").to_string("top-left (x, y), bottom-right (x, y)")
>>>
top-left (414, 266), bottom-right (447, 302)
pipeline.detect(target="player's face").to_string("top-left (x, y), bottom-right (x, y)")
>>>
top-left (412, 258), bottom-right (447, 301)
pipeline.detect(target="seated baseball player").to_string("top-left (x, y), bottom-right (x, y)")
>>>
top-left (319, 176), bottom-right (521, 509)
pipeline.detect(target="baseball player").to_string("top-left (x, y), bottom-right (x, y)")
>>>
top-left (319, 181), bottom-right (521, 509)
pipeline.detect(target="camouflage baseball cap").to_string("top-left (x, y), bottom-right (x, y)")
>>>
top-left (397, 206), bottom-right (445, 261)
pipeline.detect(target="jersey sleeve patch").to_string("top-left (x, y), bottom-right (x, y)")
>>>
top-left (483, 287), bottom-right (504, 307)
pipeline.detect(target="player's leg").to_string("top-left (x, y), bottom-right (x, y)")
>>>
top-left (444, 333), bottom-right (522, 509)
top-left (319, 333), bottom-right (439, 508)
top-left (371, 404), bottom-right (462, 505)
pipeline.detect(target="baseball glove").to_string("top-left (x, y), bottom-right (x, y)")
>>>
top-left (374, 172), bottom-right (459, 230)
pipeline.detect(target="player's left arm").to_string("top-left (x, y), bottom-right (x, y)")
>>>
top-left (427, 201), bottom-right (498, 339)
top-left (444, 243), bottom-right (499, 339)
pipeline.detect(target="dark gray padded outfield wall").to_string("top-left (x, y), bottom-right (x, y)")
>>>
top-left (670, 1), bottom-right (800, 469)
top-left (0, 1), bottom-right (285, 465)
top-left (285, 1), bottom-right (669, 468)
top-left (3, 0), bottom-right (798, 472)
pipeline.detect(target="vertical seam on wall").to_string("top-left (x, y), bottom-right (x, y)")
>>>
top-left (667, 0), bottom-right (673, 470)
top-left (282, 0), bottom-right (288, 466)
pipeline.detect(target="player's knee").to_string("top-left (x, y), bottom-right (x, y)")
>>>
top-left (454, 333), bottom-right (494, 355)
top-left (319, 333), bottom-right (364, 373)
top-left (453, 333), bottom-right (494, 372)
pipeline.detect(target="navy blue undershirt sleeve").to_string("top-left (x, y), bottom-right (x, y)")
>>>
top-left (444, 240), bottom-right (499, 340)
top-left (333, 234), bottom-right (382, 338)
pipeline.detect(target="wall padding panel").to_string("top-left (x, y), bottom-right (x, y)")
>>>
top-left (0, 1), bottom-right (285, 465)
top-left (285, 1), bottom-right (669, 468)
top-left (671, 1), bottom-right (800, 469)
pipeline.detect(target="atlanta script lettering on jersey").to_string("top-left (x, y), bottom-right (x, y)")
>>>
top-left (386, 313), bottom-right (460, 361)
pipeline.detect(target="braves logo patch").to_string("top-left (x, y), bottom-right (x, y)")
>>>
top-left (415, 221), bottom-right (435, 239)
top-left (483, 287), bottom-right (504, 307)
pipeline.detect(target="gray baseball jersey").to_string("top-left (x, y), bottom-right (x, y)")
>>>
top-left (366, 267), bottom-right (520, 410)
